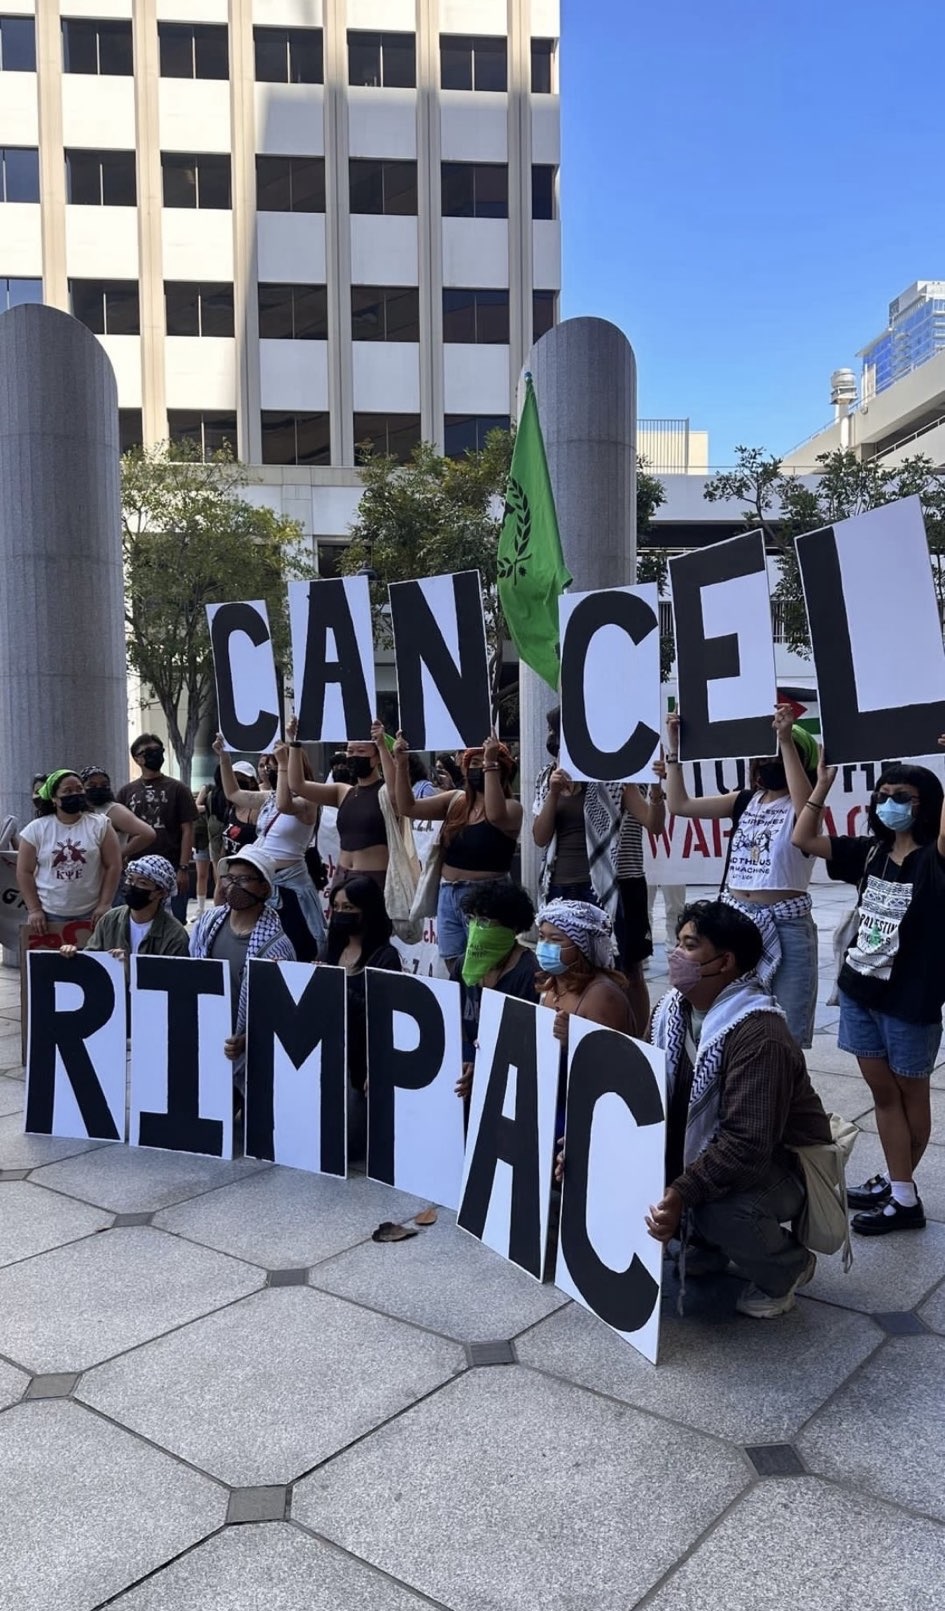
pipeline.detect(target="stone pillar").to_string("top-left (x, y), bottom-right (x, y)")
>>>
top-left (0, 305), bottom-right (128, 828)
top-left (517, 316), bottom-right (637, 900)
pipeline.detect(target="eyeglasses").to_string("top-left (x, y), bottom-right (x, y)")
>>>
top-left (219, 873), bottom-right (261, 888)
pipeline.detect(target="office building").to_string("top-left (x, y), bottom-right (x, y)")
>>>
top-left (861, 281), bottom-right (945, 401)
top-left (0, 0), bottom-right (561, 569)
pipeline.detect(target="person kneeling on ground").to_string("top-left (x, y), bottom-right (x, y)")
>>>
top-left (455, 880), bottom-right (540, 1103)
top-left (61, 855), bottom-right (189, 965)
top-left (189, 845), bottom-right (295, 1093)
top-left (646, 899), bottom-right (831, 1320)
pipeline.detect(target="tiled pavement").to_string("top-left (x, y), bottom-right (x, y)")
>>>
top-left (1, 884), bottom-right (943, 1610)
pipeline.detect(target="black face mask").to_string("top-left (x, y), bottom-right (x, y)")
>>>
top-left (351, 756), bottom-right (374, 780)
top-left (466, 768), bottom-right (485, 793)
top-left (546, 735), bottom-right (560, 758)
top-left (329, 911), bottom-right (361, 937)
top-left (85, 785), bottom-right (112, 807)
top-left (139, 747), bottom-right (164, 771)
top-left (58, 793), bottom-right (86, 814)
top-left (125, 885), bottom-right (156, 912)
top-left (266, 767), bottom-right (279, 790)
top-left (755, 761), bottom-right (787, 792)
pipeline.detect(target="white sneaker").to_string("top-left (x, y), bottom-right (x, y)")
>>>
top-left (735, 1251), bottom-right (817, 1320)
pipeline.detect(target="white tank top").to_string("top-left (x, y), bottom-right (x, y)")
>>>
top-left (726, 793), bottom-right (813, 894)
top-left (254, 795), bottom-right (314, 864)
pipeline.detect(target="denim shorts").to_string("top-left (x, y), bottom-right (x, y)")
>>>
top-left (838, 990), bottom-right (942, 1078)
top-left (437, 879), bottom-right (475, 960)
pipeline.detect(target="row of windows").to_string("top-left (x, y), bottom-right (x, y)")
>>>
top-left (0, 16), bottom-right (555, 93)
top-left (118, 409), bottom-right (508, 466)
top-left (63, 279), bottom-right (557, 344)
top-left (0, 148), bottom-right (555, 221)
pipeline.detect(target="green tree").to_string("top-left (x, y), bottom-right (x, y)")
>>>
top-left (634, 461), bottom-right (671, 677)
top-left (122, 442), bottom-right (312, 785)
top-left (705, 444), bottom-right (945, 656)
top-left (341, 431), bottom-right (514, 713)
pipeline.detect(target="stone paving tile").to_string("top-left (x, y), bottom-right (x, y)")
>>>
top-left (29, 1146), bottom-right (270, 1215)
top-left (79, 1287), bottom-right (466, 1487)
top-left (845, 1129), bottom-right (945, 1224)
top-left (0, 1077), bottom-right (23, 1116)
top-left (309, 1212), bottom-right (568, 1341)
top-left (295, 1366), bottom-right (749, 1611)
top-left (0, 1030), bottom-right (24, 1070)
top-left (919, 1279), bottom-right (945, 1335)
top-left (805, 1037), bottom-right (860, 1078)
top-left (0, 1355), bottom-right (29, 1410)
top-left (0, 1399), bottom-right (225, 1611)
top-left (108, 1523), bottom-right (435, 1610)
top-left (154, 1166), bottom-right (427, 1269)
top-left (805, 1070), bottom-right (873, 1122)
top-left (806, 1217), bottom-right (945, 1314)
top-left (515, 1294), bottom-right (881, 1443)
top-left (798, 1336), bottom-right (945, 1521)
top-left (0, 1113), bottom-right (108, 1169)
top-left (0, 1180), bottom-right (112, 1268)
top-left (642, 1476), bottom-right (945, 1610)
top-left (0, 1225), bottom-right (262, 1373)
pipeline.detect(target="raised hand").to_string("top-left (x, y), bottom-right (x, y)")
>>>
top-left (286, 714), bottom-right (299, 742)
top-left (772, 704), bottom-right (796, 742)
top-left (483, 732), bottom-right (500, 766)
top-left (816, 747), bottom-right (838, 792)
top-left (211, 732), bottom-right (226, 757)
top-left (393, 730), bottom-right (409, 759)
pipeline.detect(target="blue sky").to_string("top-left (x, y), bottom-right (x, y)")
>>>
top-left (561, 0), bottom-right (945, 465)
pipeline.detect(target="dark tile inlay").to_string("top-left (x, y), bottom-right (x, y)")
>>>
top-left (872, 1310), bottom-right (929, 1336)
top-left (112, 1212), bottom-right (154, 1228)
top-left (25, 1373), bottom-right (81, 1400)
top-left (226, 1485), bottom-right (289, 1525)
top-left (744, 1443), bottom-right (806, 1477)
top-left (0, 1169), bottom-right (29, 1181)
top-left (466, 1340), bottom-right (516, 1367)
top-left (266, 1268), bottom-right (309, 1288)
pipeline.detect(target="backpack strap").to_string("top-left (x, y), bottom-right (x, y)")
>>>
top-left (718, 788), bottom-right (754, 894)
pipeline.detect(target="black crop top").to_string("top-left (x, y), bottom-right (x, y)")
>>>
top-left (443, 817), bottom-right (517, 874)
top-left (337, 781), bottom-right (386, 853)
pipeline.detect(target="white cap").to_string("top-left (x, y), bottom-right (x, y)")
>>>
top-left (217, 843), bottom-right (276, 894)
top-left (232, 761), bottom-right (258, 781)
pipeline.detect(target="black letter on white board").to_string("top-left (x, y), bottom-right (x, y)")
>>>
top-left (457, 996), bottom-right (543, 1278)
top-left (296, 579), bottom-right (373, 740)
top-left (560, 590), bottom-right (660, 778)
top-left (136, 956), bottom-right (225, 1156)
top-left (209, 601), bottom-right (279, 754)
top-left (245, 963), bottom-right (346, 1174)
top-left (670, 533), bottom-right (774, 761)
top-left (367, 970), bottom-right (446, 1185)
top-left (389, 572), bottom-right (492, 748)
top-left (25, 952), bottom-right (120, 1140)
top-left (560, 1029), bottom-right (662, 1332)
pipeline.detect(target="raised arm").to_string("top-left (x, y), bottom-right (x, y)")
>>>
top-left (482, 734), bottom-right (522, 834)
top-left (622, 781), bottom-right (666, 836)
top-left (284, 718), bottom-right (344, 806)
top-left (664, 714), bottom-right (740, 820)
top-left (272, 742), bottom-right (318, 823)
top-left (791, 751), bottom-right (837, 860)
top-left (106, 801), bottom-right (156, 860)
top-left (773, 704), bottom-right (812, 820)
top-left (371, 720), bottom-right (399, 813)
top-left (533, 767), bottom-right (566, 847)
top-left (212, 734), bottom-right (263, 811)
top-left (392, 735), bottom-right (452, 820)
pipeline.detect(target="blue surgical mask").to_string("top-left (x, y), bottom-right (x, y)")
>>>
top-left (536, 940), bottom-right (568, 975)
top-left (876, 797), bottom-right (914, 832)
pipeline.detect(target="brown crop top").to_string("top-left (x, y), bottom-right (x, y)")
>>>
top-left (337, 781), bottom-right (386, 852)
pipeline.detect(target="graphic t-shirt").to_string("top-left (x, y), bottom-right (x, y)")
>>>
top-left (828, 836), bottom-right (945, 1024)
top-left (727, 793), bottom-right (812, 893)
top-left (19, 812), bottom-right (110, 917)
top-left (116, 775), bottom-right (197, 867)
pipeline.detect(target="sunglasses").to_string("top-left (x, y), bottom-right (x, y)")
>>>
top-left (878, 790), bottom-right (919, 806)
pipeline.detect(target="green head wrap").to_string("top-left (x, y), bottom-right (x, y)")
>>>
top-left (791, 725), bottom-right (819, 773)
top-left (37, 769), bottom-right (76, 803)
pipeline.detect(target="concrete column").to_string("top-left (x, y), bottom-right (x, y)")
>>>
top-left (229, 0), bottom-right (262, 465)
top-left (132, 0), bottom-right (166, 447)
top-left (324, 0), bottom-right (354, 467)
top-left (517, 316), bottom-right (637, 900)
top-left (0, 305), bottom-right (128, 827)
top-left (416, 0), bottom-right (444, 449)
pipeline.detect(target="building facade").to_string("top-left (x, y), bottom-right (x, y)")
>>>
top-left (0, 0), bottom-right (560, 568)
top-left (861, 281), bottom-right (945, 402)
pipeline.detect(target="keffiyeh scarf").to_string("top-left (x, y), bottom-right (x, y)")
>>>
top-left (720, 892), bottom-right (811, 989)
top-left (537, 897), bottom-right (617, 969)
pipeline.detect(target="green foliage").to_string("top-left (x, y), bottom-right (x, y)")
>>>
top-left (705, 444), bottom-right (945, 657)
top-left (342, 431), bottom-right (514, 710)
top-left (634, 461), bottom-right (672, 679)
top-left (121, 440), bottom-right (312, 784)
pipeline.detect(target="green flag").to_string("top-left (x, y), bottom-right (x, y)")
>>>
top-left (497, 376), bottom-right (571, 691)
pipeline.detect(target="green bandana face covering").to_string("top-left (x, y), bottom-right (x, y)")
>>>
top-left (461, 921), bottom-right (517, 986)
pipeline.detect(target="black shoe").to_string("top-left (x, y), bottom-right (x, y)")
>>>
top-left (846, 1173), bottom-right (891, 1211)
top-left (852, 1197), bottom-right (926, 1236)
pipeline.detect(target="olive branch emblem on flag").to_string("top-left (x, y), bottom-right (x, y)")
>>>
top-left (497, 478), bottom-right (531, 585)
top-left (496, 376), bottom-right (571, 691)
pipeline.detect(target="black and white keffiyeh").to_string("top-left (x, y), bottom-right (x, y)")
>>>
top-left (537, 897), bottom-right (617, 969)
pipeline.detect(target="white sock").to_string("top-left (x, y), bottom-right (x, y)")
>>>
top-left (889, 1180), bottom-right (918, 1209)
top-left (196, 897), bottom-right (206, 914)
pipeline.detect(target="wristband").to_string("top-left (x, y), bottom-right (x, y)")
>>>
top-left (804, 799), bottom-right (825, 812)
top-left (665, 754), bottom-right (680, 764)
top-left (483, 764), bottom-right (500, 771)
top-left (289, 740), bottom-right (302, 749)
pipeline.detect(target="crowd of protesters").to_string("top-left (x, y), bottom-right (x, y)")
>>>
top-left (17, 701), bottom-right (945, 1321)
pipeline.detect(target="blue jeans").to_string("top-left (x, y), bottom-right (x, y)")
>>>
top-left (438, 879), bottom-right (474, 961)
top-left (771, 911), bottom-right (817, 1049)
